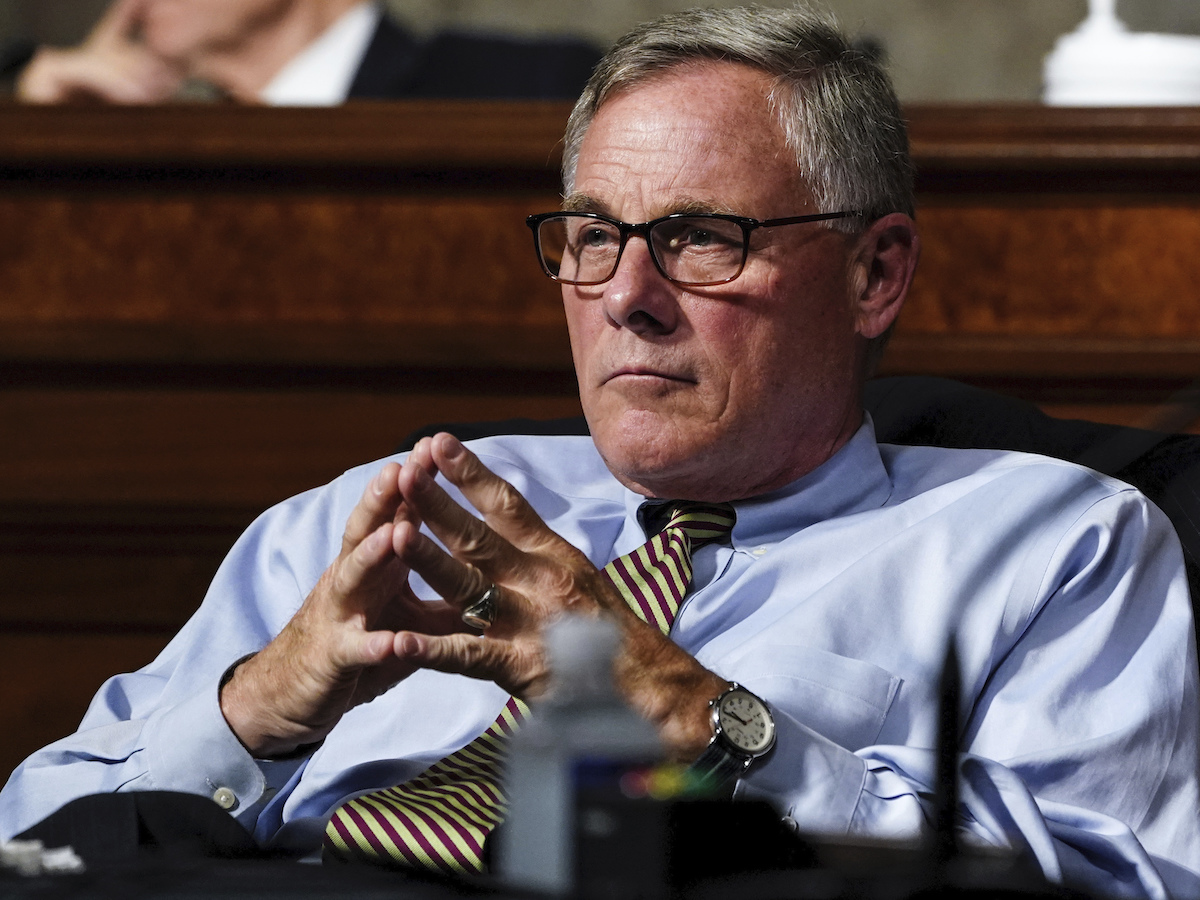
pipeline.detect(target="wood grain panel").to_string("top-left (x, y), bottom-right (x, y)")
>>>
top-left (0, 323), bottom-right (575, 369)
top-left (0, 388), bottom-right (583, 507)
top-left (0, 504), bottom-right (255, 631)
top-left (907, 106), bottom-right (1200, 165)
top-left (9, 103), bottom-right (1200, 178)
top-left (7, 104), bottom-right (1200, 380)
top-left (0, 194), bottom-right (563, 327)
top-left (0, 102), bottom-right (575, 168)
top-left (903, 204), bottom-right (1200, 339)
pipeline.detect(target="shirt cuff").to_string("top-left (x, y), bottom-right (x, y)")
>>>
top-left (734, 703), bottom-right (868, 834)
top-left (140, 676), bottom-right (267, 819)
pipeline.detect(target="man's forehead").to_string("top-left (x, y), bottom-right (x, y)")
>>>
top-left (567, 61), bottom-right (809, 218)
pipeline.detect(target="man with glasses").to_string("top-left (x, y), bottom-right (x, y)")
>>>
top-left (3, 6), bottom-right (1197, 896)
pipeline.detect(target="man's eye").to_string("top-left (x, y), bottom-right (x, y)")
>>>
top-left (567, 224), bottom-right (618, 252)
top-left (660, 220), bottom-right (740, 251)
top-left (663, 227), bottom-right (710, 249)
top-left (680, 227), bottom-right (715, 247)
top-left (582, 227), bottom-right (614, 248)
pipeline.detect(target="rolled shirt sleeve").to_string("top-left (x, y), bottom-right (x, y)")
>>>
top-left (0, 479), bottom-right (350, 840)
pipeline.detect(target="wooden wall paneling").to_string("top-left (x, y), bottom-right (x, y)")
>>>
top-left (881, 105), bottom-right (1200, 421)
top-left (0, 195), bottom-right (566, 335)
top-left (0, 503), bottom-right (253, 629)
top-left (0, 387), bottom-right (582, 508)
top-left (0, 103), bottom-right (576, 167)
top-left (904, 202), bottom-right (1200, 339)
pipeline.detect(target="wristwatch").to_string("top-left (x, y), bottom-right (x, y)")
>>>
top-left (690, 683), bottom-right (776, 786)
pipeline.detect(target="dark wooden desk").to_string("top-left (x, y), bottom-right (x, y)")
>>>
top-left (2, 102), bottom-right (1200, 777)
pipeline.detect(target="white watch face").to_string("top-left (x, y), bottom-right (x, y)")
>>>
top-left (716, 690), bottom-right (775, 755)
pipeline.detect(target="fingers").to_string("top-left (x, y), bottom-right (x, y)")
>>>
top-left (395, 631), bottom-right (548, 699)
top-left (392, 518), bottom-right (484, 600)
top-left (17, 31), bottom-right (180, 104)
top-left (349, 655), bottom-right (421, 707)
top-left (334, 520), bottom-right (395, 597)
top-left (219, 607), bottom-right (396, 757)
top-left (428, 434), bottom-right (557, 552)
top-left (218, 448), bottom-right (462, 758)
top-left (330, 622), bottom-right (396, 670)
top-left (398, 435), bottom-right (611, 620)
top-left (393, 439), bottom-right (436, 531)
top-left (391, 520), bottom-right (534, 632)
top-left (341, 462), bottom-right (404, 556)
top-left (397, 451), bottom-right (527, 577)
top-left (372, 579), bottom-right (466, 638)
top-left (18, 48), bottom-right (170, 103)
top-left (341, 445), bottom-right (444, 560)
top-left (85, 63), bottom-right (177, 103)
top-left (392, 435), bottom-right (615, 701)
top-left (219, 522), bottom-right (404, 757)
top-left (341, 439), bottom-right (445, 561)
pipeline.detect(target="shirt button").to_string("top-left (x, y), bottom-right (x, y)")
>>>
top-left (211, 787), bottom-right (237, 810)
top-left (751, 546), bottom-right (768, 557)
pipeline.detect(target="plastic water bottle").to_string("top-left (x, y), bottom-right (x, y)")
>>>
top-left (497, 614), bottom-right (667, 897)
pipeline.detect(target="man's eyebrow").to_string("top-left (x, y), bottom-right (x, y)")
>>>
top-left (562, 193), bottom-right (601, 213)
top-left (668, 199), bottom-right (740, 216)
top-left (560, 194), bottom-right (740, 217)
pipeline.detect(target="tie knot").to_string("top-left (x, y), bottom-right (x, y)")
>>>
top-left (658, 502), bottom-right (736, 549)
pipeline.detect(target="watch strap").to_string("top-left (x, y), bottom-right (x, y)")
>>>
top-left (690, 736), bottom-right (752, 786)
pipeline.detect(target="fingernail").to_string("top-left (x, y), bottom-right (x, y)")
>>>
top-left (442, 435), bottom-right (463, 460)
top-left (397, 632), bottom-right (421, 657)
top-left (369, 632), bottom-right (393, 659)
top-left (372, 468), bottom-right (388, 495)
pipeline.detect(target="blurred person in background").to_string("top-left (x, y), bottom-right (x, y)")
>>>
top-left (13, 0), bottom-right (600, 104)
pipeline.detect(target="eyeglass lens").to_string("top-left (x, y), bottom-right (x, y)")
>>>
top-left (537, 215), bottom-right (747, 286)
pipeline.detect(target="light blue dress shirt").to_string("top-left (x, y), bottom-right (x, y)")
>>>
top-left (2, 420), bottom-right (1198, 897)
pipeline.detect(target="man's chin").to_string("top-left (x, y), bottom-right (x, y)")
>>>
top-left (588, 412), bottom-right (725, 498)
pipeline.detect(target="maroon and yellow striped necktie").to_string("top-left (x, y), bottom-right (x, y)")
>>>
top-left (323, 502), bottom-right (736, 873)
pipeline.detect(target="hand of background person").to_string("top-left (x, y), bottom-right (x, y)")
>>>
top-left (391, 433), bottom-right (729, 762)
top-left (16, 0), bottom-right (183, 104)
top-left (218, 459), bottom-right (470, 758)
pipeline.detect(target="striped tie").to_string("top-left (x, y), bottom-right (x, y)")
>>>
top-left (324, 502), bottom-right (736, 873)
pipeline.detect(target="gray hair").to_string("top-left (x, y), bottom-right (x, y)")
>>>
top-left (561, 5), bottom-right (914, 228)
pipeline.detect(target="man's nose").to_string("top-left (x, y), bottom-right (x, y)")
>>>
top-left (601, 237), bottom-right (679, 335)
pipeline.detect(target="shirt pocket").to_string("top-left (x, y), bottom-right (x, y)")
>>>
top-left (715, 643), bottom-right (903, 751)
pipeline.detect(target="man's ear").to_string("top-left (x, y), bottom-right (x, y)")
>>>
top-left (849, 213), bottom-right (920, 339)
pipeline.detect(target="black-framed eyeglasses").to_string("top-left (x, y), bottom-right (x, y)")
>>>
top-left (526, 210), bottom-right (862, 287)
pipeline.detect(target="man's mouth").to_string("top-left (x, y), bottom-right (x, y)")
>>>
top-left (603, 367), bottom-right (696, 386)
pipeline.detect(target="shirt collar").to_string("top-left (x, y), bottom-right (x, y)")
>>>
top-left (260, 2), bottom-right (380, 106)
top-left (621, 415), bottom-right (893, 548)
